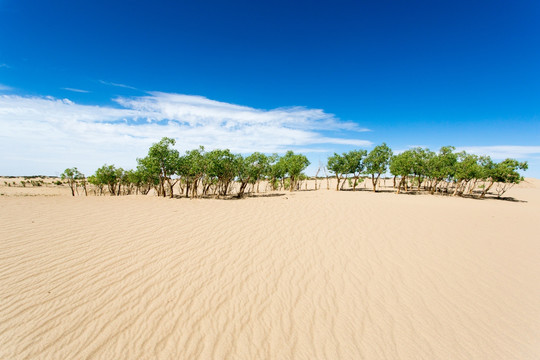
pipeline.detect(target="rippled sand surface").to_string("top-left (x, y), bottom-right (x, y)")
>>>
top-left (1, 180), bottom-right (539, 359)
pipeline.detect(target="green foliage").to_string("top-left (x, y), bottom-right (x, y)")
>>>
top-left (365, 143), bottom-right (392, 175)
top-left (268, 154), bottom-right (286, 190)
top-left (365, 143), bottom-right (392, 191)
top-left (245, 152), bottom-right (270, 184)
top-left (327, 153), bottom-right (347, 176)
top-left (428, 146), bottom-right (457, 180)
top-left (206, 149), bottom-right (238, 196)
top-left (279, 150), bottom-right (310, 191)
top-left (390, 151), bottom-right (414, 177)
top-left (93, 164), bottom-right (123, 195)
top-left (60, 137), bottom-right (529, 200)
top-left (138, 137), bottom-right (180, 197)
top-left (327, 149), bottom-right (366, 190)
top-left (490, 159), bottom-right (528, 184)
top-left (344, 149), bottom-right (367, 176)
top-left (61, 167), bottom-right (84, 196)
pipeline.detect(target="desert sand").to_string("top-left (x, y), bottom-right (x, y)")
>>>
top-left (1, 178), bottom-right (539, 359)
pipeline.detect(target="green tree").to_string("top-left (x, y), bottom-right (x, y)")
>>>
top-left (479, 158), bottom-right (528, 198)
top-left (139, 137), bottom-right (180, 198)
top-left (61, 167), bottom-right (83, 196)
top-left (246, 152), bottom-right (269, 193)
top-left (409, 147), bottom-right (433, 190)
top-left (364, 143), bottom-right (393, 192)
top-left (327, 153), bottom-right (348, 190)
top-left (178, 146), bottom-right (206, 198)
top-left (452, 152), bottom-right (482, 196)
top-left (94, 164), bottom-right (121, 196)
top-left (389, 151), bottom-right (414, 193)
top-left (235, 152), bottom-right (270, 197)
top-left (344, 149), bottom-right (367, 191)
top-left (268, 154), bottom-right (285, 190)
top-left (426, 146), bottom-right (457, 194)
top-left (206, 149), bottom-right (238, 196)
top-left (280, 150), bottom-right (310, 191)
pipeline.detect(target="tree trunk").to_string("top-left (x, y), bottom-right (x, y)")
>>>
top-left (396, 177), bottom-right (405, 194)
top-left (452, 180), bottom-right (460, 196)
top-left (430, 180), bottom-right (439, 195)
top-left (238, 181), bottom-right (248, 197)
top-left (340, 176), bottom-right (347, 190)
top-left (479, 180), bottom-right (494, 198)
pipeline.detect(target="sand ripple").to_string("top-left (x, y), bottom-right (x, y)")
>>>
top-left (1, 187), bottom-right (540, 359)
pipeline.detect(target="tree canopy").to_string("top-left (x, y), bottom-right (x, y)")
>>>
top-left (62, 138), bottom-right (527, 200)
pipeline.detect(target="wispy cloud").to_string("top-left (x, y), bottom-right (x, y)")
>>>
top-left (0, 92), bottom-right (370, 174)
top-left (98, 80), bottom-right (138, 90)
top-left (0, 84), bottom-right (13, 91)
top-left (0, 63), bottom-right (9, 68)
top-left (62, 87), bottom-right (90, 93)
top-left (457, 146), bottom-right (540, 160)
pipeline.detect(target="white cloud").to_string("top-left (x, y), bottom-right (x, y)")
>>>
top-left (99, 80), bottom-right (138, 90)
top-left (0, 84), bottom-right (13, 91)
top-left (0, 92), bottom-right (371, 175)
top-left (457, 146), bottom-right (540, 160)
top-left (62, 87), bottom-right (90, 93)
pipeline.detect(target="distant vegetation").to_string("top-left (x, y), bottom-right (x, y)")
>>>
top-left (60, 137), bottom-right (527, 199)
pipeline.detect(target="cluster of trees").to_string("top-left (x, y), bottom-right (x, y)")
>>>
top-left (327, 144), bottom-right (528, 198)
top-left (62, 138), bottom-right (310, 198)
top-left (61, 138), bottom-right (528, 199)
top-left (327, 143), bottom-right (394, 192)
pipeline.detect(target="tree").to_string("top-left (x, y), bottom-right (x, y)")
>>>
top-left (235, 154), bottom-right (251, 197)
top-left (206, 149), bottom-right (238, 196)
top-left (177, 146), bottom-right (206, 198)
top-left (61, 167), bottom-right (83, 196)
top-left (344, 149), bottom-right (367, 191)
top-left (280, 150), bottom-right (310, 191)
top-left (133, 161), bottom-right (160, 195)
top-left (246, 152), bottom-right (269, 193)
top-left (140, 137), bottom-right (180, 198)
top-left (327, 153), bottom-right (348, 190)
top-left (389, 151), bottom-right (414, 193)
top-left (452, 152), bottom-right (481, 196)
top-left (268, 154), bottom-right (285, 190)
top-left (426, 146), bottom-right (457, 194)
top-left (479, 158), bottom-right (528, 198)
top-left (78, 174), bottom-right (88, 196)
top-left (364, 143), bottom-right (392, 192)
top-left (94, 164), bottom-right (121, 195)
top-left (235, 152), bottom-right (270, 197)
top-left (409, 147), bottom-right (433, 190)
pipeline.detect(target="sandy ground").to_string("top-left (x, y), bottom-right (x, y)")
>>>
top-left (1, 178), bottom-right (539, 359)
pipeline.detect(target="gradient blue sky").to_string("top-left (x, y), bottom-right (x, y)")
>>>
top-left (1, 0), bottom-right (539, 176)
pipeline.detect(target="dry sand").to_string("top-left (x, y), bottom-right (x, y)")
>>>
top-left (1, 178), bottom-right (539, 359)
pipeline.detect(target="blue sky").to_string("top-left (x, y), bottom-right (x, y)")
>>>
top-left (1, 0), bottom-right (539, 176)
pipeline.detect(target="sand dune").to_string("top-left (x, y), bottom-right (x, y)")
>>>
top-left (1, 179), bottom-right (539, 359)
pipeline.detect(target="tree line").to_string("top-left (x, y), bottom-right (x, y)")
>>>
top-left (62, 137), bottom-right (310, 198)
top-left (327, 143), bottom-right (528, 198)
top-left (61, 138), bottom-right (528, 199)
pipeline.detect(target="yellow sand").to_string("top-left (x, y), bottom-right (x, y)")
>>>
top-left (1, 178), bottom-right (539, 359)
